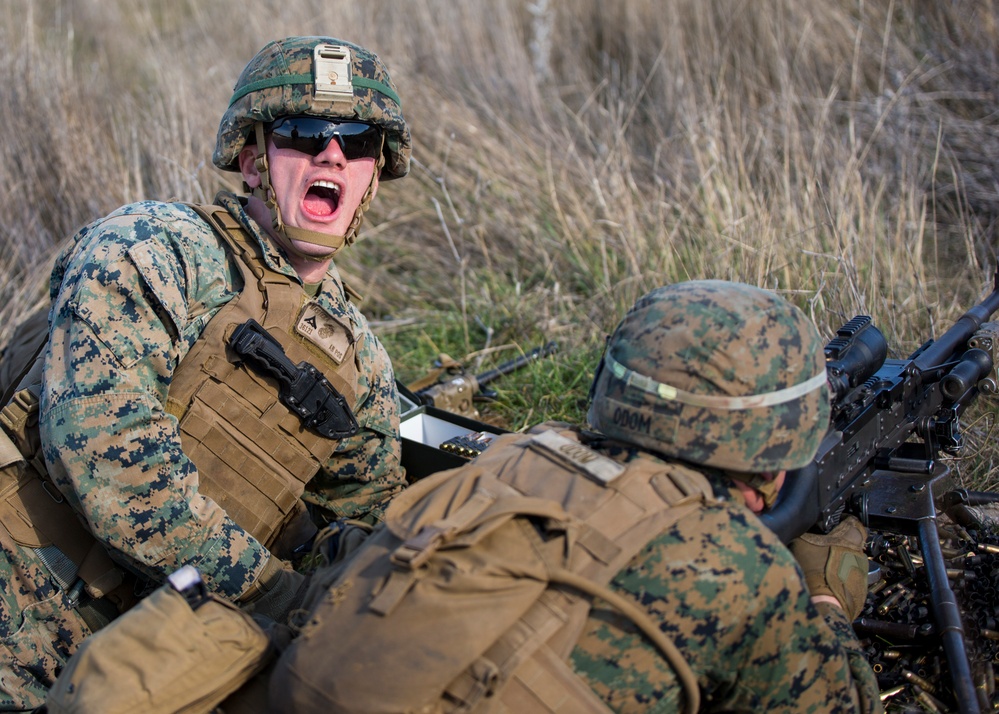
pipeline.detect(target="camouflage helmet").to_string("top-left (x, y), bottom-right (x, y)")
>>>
top-left (587, 280), bottom-right (830, 473)
top-left (214, 36), bottom-right (410, 180)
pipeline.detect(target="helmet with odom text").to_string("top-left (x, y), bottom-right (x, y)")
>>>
top-left (587, 280), bottom-right (830, 473)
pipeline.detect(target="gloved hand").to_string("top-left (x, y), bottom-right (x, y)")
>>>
top-left (237, 556), bottom-right (308, 625)
top-left (788, 515), bottom-right (869, 621)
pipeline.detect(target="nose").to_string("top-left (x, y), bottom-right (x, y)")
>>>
top-left (315, 135), bottom-right (347, 167)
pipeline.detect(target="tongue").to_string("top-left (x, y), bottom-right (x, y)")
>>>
top-left (304, 190), bottom-right (336, 217)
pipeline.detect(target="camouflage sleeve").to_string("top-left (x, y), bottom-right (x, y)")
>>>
top-left (816, 600), bottom-right (884, 714)
top-left (302, 302), bottom-right (406, 524)
top-left (570, 501), bottom-right (883, 714)
top-left (39, 203), bottom-right (267, 600)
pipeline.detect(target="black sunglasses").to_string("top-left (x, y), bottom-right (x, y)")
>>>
top-left (265, 117), bottom-right (383, 160)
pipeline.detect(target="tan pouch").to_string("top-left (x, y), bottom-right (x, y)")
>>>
top-left (273, 463), bottom-right (564, 713)
top-left (47, 566), bottom-right (271, 714)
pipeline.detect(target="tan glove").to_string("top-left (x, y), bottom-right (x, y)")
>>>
top-left (788, 515), bottom-right (869, 621)
top-left (237, 556), bottom-right (308, 625)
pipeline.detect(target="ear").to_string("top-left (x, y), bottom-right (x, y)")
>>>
top-left (238, 143), bottom-right (264, 189)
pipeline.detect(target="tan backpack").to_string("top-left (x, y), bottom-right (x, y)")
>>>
top-left (271, 426), bottom-right (716, 714)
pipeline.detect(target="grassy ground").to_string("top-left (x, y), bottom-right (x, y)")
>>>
top-left (1, 0), bottom-right (998, 488)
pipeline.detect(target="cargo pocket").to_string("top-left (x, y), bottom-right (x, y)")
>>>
top-left (45, 574), bottom-right (271, 714)
top-left (0, 534), bottom-right (93, 708)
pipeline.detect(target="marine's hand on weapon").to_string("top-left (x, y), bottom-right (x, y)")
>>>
top-left (410, 342), bottom-right (558, 419)
top-left (789, 515), bottom-right (869, 620)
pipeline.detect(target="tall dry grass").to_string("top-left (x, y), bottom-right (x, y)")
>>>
top-left (1, 0), bottom-right (998, 483)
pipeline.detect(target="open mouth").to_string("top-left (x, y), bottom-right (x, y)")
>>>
top-left (303, 180), bottom-right (341, 217)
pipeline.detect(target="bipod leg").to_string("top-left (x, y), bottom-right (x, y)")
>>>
top-left (917, 516), bottom-right (980, 714)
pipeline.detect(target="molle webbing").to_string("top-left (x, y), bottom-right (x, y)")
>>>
top-left (441, 429), bottom-right (710, 714)
top-left (168, 203), bottom-right (360, 553)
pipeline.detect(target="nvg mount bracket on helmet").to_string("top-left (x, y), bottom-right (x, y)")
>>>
top-left (313, 44), bottom-right (353, 110)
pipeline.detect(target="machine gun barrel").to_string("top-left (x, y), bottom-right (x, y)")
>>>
top-left (764, 266), bottom-right (999, 543)
top-left (914, 269), bottom-right (999, 371)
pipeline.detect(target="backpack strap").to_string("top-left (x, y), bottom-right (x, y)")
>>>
top-left (455, 428), bottom-right (714, 714)
top-left (272, 427), bottom-right (716, 714)
top-left (547, 568), bottom-right (701, 711)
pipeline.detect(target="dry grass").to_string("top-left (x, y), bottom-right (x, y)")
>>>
top-left (2, 0), bottom-right (998, 482)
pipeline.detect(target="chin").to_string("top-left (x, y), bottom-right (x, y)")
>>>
top-left (292, 238), bottom-right (340, 255)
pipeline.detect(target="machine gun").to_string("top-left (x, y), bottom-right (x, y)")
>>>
top-left (411, 342), bottom-right (558, 420)
top-left (761, 267), bottom-right (999, 714)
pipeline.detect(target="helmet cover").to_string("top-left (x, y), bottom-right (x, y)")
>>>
top-left (587, 280), bottom-right (830, 473)
top-left (214, 36), bottom-right (410, 180)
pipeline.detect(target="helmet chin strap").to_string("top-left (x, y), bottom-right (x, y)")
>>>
top-left (250, 122), bottom-right (381, 262)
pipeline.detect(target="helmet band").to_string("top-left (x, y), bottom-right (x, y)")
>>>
top-left (604, 350), bottom-right (828, 410)
top-left (228, 74), bottom-right (400, 108)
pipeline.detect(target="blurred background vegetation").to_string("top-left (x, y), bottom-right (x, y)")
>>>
top-left (1, 0), bottom-right (997, 487)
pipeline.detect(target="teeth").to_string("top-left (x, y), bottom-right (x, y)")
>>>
top-left (313, 180), bottom-right (340, 195)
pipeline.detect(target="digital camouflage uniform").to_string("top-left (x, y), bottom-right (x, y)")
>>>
top-left (0, 194), bottom-right (405, 710)
top-left (576, 281), bottom-right (880, 712)
top-left (569, 444), bottom-right (880, 713)
top-left (0, 35), bottom-right (411, 710)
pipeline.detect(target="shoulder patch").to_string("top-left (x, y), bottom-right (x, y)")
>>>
top-left (296, 300), bottom-right (353, 365)
top-left (529, 429), bottom-right (626, 484)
